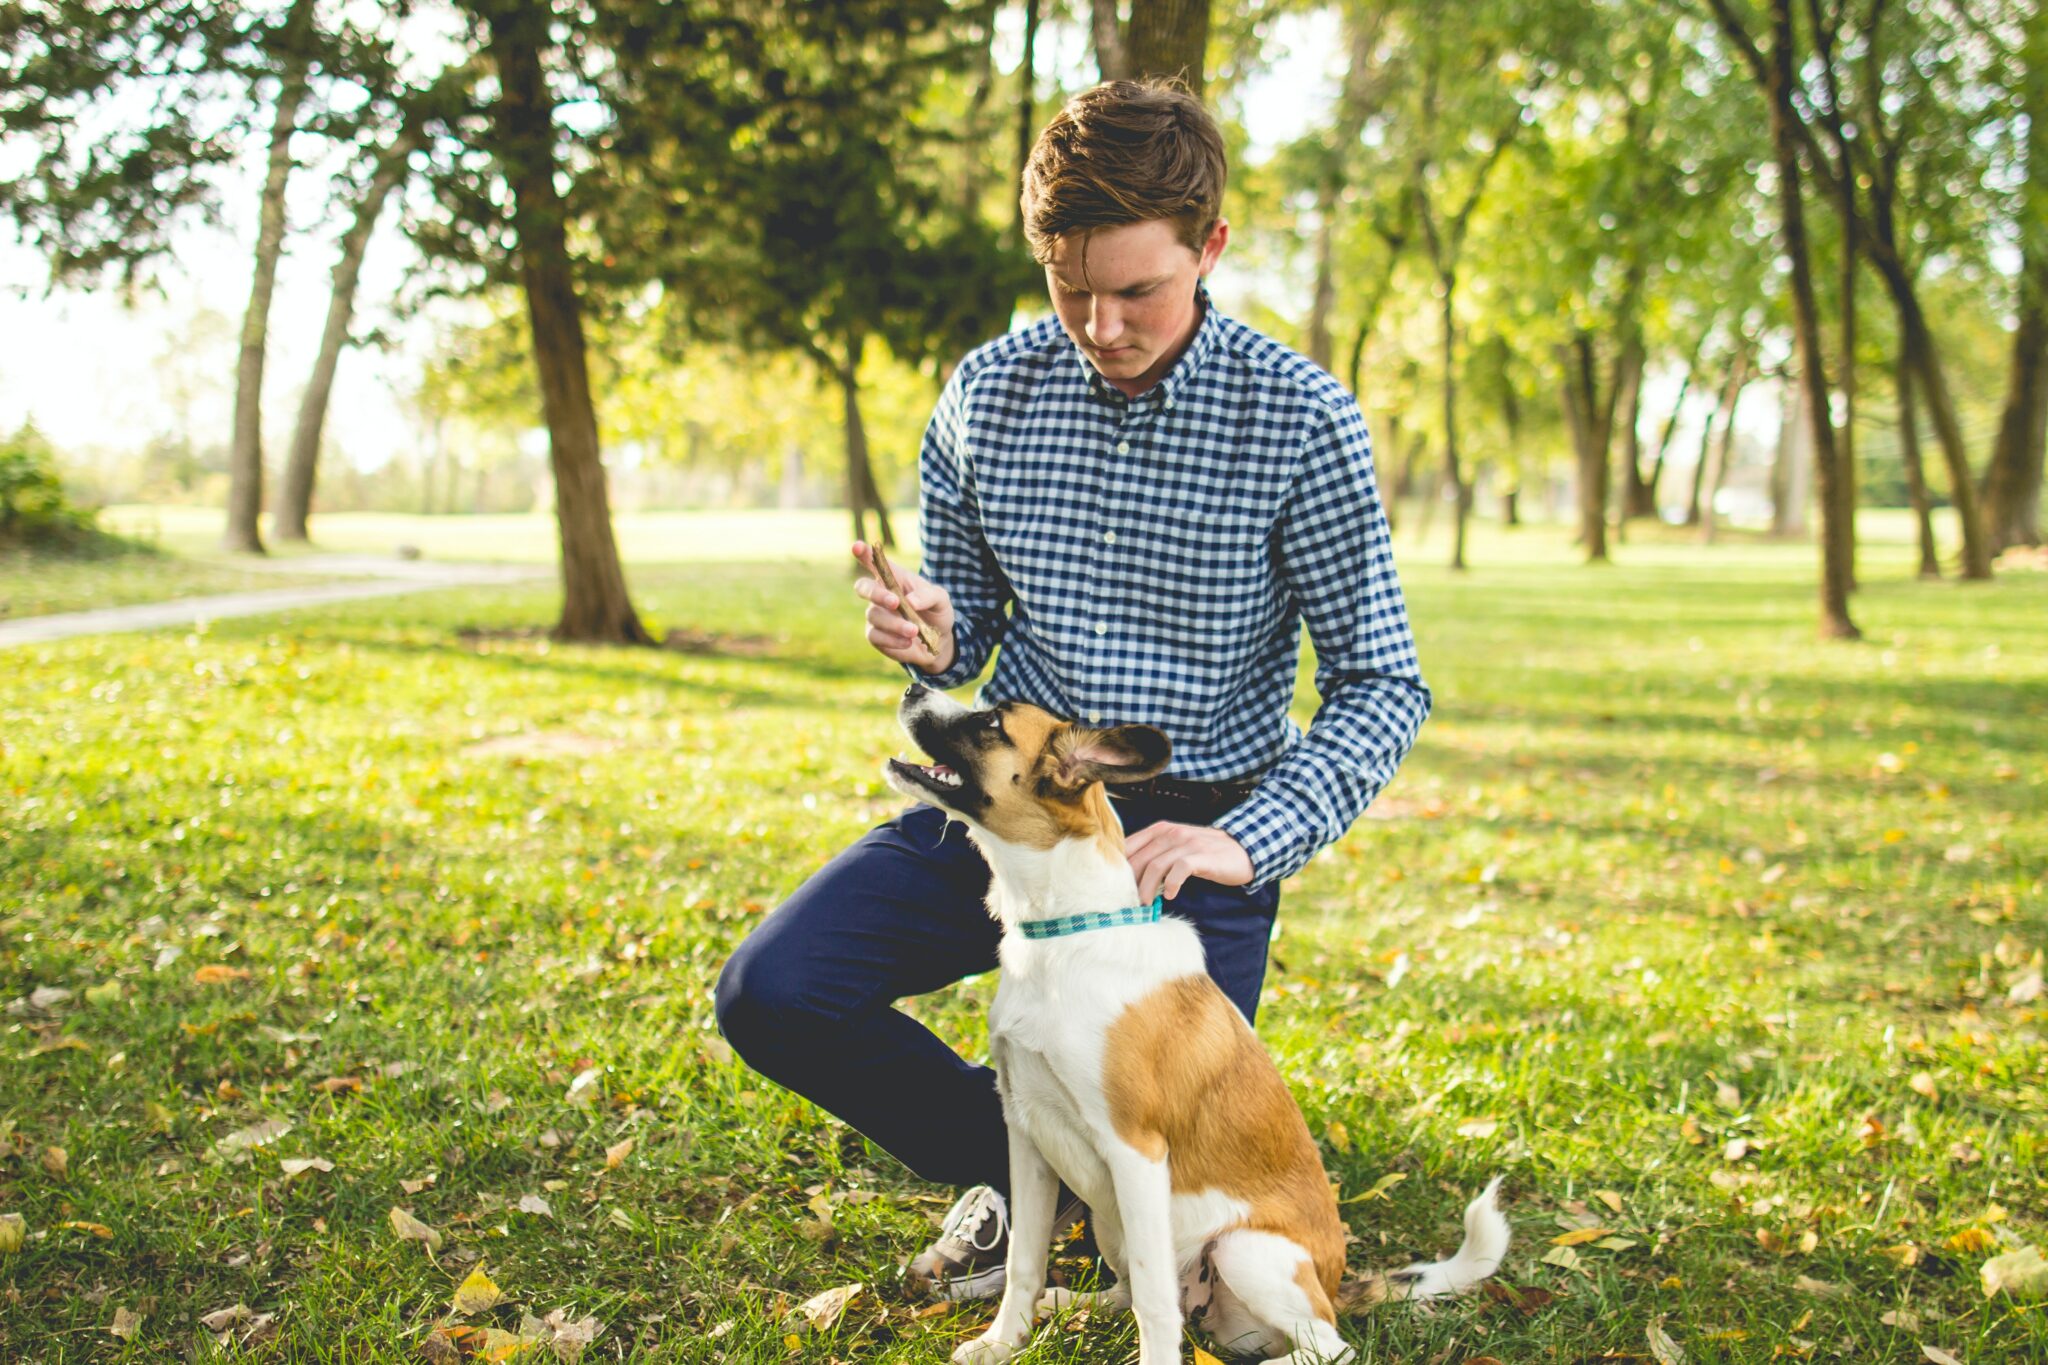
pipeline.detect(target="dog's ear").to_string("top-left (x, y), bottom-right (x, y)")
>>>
top-left (1052, 723), bottom-right (1171, 790)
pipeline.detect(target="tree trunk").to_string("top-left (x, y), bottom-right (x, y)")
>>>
top-left (1091, 0), bottom-right (1129, 82)
top-left (488, 8), bottom-right (651, 645)
top-left (1306, 200), bottom-right (1337, 373)
top-left (1561, 334), bottom-right (1610, 563)
top-left (223, 3), bottom-right (314, 555)
top-left (1897, 349), bottom-right (1941, 578)
top-left (1643, 367), bottom-right (1693, 519)
top-left (1610, 329), bottom-right (1645, 543)
top-left (1686, 400), bottom-right (1716, 528)
top-left (1983, 8), bottom-right (2046, 553)
top-left (274, 129), bottom-right (420, 541)
top-left (1701, 347), bottom-right (1750, 546)
top-left (840, 334), bottom-right (895, 550)
top-left (1439, 274), bottom-right (1468, 570)
top-left (1768, 0), bottom-right (1857, 638)
top-left (1014, 0), bottom-right (1040, 243)
top-left (1124, 0), bottom-right (1210, 96)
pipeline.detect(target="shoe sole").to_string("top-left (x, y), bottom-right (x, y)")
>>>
top-left (918, 1261), bottom-right (1008, 1302)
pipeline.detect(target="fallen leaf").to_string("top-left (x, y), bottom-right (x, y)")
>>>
top-left (1880, 1243), bottom-right (1924, 1268)
top-left (1541, 1246), bottom-right (1582, 1270)
top-left (315, 1075), bottom-right (363, 1094)
top-left (1981, 1246), bottom-right (2048, 1300)
top-left (1793, 1275), bottom-right (1845, 1297)
top-left (1881, 1309), bottom-right (1920, 1331)
top-left (389, 1206), bottom-right (444, 1253)
top-left (565, 1069), bottom-right (601, 1106)
top-left (2007, 972), bottom-right (2044, 1006)
top-left (401, 1174), bottom-right (438, 1195)
top-left (1945, 1227), bottom-right (1996, 1254)
top-left (517, 1194), bottom-right (553, 1217)
top-left (1193, 1349), bottom-right (1226, 1365)
top-left (1723, 1137), bottom-right (1751, 1162)
top-left (56, 1220), bottom-right (113, 1238)
top-left (788, 1283), bottom-right (862, 1333)
top-left (1595, 1237), bottom-right (1639, 1251)
top-left (1325, 1120), bottom-right (1351, 1154)
top-left (1909, 1072), bottom-right (1940, 1100)
top-left (1342, 1171), bottom-right (1407, 1204)
top-left (199, 1304), bottom-right (256, 1332)
top-left (1921, 1347), bottom-right (1964, 1365)
top-left (1551, 1226), bottom-right (1613, 1247)
top-left (110, 1307), bottom-right (142, 1340)
top-left (280, 1157), bottom-right (334, 1178)
top-left (1481, 1281), bottom-right (1558, 1315)
top-left (1648, 1315), bottom-right (1687, 1365)
top-left (605, 1137), bottom-right (634, 1169)
top-left (41, 1146), bottom-right (67, 1178)
top-left (542, 1307), bottom-right (602, 1360)
top-left (0, 1213), bottom-right (25, 1253)
top-left (1593, 1190), bottom-right (1624, 1214)
top-left (1680, 1115), bottom-right (1704, 1145)
top-left (193, 964), bottom-right (251, 985)
top-left (1456, 1117), bottom-right (1500, 1139)
top-left (1715, 1080), bottom-right (1742, 1109)
top-left (213, 1118), bottom-right (292, 1156)
top-left (452, 1265), bottom-right (506, 1315)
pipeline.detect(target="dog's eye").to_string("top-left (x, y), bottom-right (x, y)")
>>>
top-left (984, 712), bottom-right (1003, 729)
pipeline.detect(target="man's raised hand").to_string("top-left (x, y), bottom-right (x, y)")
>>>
top-left (853, 542), bottom-right (957, 675)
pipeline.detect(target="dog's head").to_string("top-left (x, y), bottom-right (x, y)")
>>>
top-left (883, 684), bottom-right (1170, 852)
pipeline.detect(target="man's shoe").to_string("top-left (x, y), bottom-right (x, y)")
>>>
top-left (906, 1185), bottom-right (1092, 1301)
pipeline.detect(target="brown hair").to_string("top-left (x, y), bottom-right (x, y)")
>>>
top-left (1020, 79), bottom-right (1228, 265)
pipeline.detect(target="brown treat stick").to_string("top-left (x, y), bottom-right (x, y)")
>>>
top-left (869, 543), bottom-right (941, 656)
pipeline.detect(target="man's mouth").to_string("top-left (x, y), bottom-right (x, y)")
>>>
top-left (890, 756), bottom-right (964, 789)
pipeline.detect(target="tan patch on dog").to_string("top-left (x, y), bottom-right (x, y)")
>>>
top-left (1293, 1256), bottom-right (1337, 1324)
top-left (1101, 976), bottom-right (1346, 1304)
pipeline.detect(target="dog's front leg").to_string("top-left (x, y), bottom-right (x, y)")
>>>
top-left (951, 1128), bottom-right (1058, 1365)
top-left (1106, 1144), bottom-right (1181, 1365)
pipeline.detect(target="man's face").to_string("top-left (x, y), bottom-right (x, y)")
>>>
top-left (1044, 217), bottom-right (1229, 397)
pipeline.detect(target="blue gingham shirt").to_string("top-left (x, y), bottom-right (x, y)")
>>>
top-left (912, 288), bottom-right (1429, 889)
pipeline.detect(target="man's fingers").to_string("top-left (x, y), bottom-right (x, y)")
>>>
top-left (852, 577), bottom-right (900, 610)
top-left (1163, 861), bottom-right (1192, 900)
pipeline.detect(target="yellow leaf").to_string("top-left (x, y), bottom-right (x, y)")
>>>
top-left (41, 1146), bottom-right (67, 1178)
top-left (1456, 1117), bottom-right (1500, 1139)
top-left (1194, 1349), bottom-right (1226, 1365)
top-left (605, 1137), bottom-right (635, 1169)
top-left (57, 1220), bottom-right (113, 1238)
top-left (1946, 1227), bottom-right (1997, 1254)
top-left (1909, 1072), bottom-right (1939, 1100)
top-left (1341, 1171), bottom-right (1407, 1204)
top-left (1594, 1190), bottom-right (1624, 1214)
top-left (193, 964), bottom-right (251, 985)
top-left (1325, 1120), bottom-right (1351, 1154)
top-left (389, 1206), bottom-right (443, 1253)
top-left (452, 1265), bottom-right (505, 1316)
top-left (1550, 1226), bottom-right (1613, 1247)
top-left (1647, 1315), bottom-right (1686, 1365)
top-left (784, 1334), bottom-right (802, 1351)
top-left (0, 1213), bottom-right (25, 1253)
top-left (110, 1307), bottom-right (142, 1340)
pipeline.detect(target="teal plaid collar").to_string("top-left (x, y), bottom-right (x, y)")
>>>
top-left (1016, 896), bottom-right (1166, 941)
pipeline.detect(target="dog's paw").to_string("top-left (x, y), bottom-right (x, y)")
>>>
top-left (951, 1333), bottom-right (1024, 1364)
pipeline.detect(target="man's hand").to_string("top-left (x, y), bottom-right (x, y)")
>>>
top-left (1125, 822), bottom-right (1253, 901)
top-left (852, 542), bottom-right (957, 676)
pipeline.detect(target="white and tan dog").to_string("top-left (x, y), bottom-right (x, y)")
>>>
top-left (884, 684), bottom-right (1509, 1364)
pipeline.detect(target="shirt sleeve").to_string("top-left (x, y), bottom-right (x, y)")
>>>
top-left (906, 363), bottom-right (1012, 690)
top-left (1213, 397), bottom-right (1431, 889)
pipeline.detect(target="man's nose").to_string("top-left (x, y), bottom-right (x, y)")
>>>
top-left (1088, 298), bottom-right (1123, 343)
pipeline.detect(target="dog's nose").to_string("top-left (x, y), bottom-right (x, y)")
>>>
top-left (903, 681), bottom-right (929, 701)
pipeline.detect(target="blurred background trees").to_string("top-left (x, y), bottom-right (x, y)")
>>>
top-left (2, 0), bottom-right (2042, 640)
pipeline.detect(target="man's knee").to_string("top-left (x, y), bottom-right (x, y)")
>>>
top-left (713, 933), bottom-right (820, 1066)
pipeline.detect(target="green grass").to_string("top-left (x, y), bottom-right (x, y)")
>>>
top-left (0, 543), bottom-right (352, 622)
top-left (2, 517), bottom-right (2044, 1363)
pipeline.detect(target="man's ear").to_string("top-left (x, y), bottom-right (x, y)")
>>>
top-left (1054, 723), bottom-right (1171, 789)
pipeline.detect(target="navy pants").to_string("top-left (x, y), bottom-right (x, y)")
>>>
top-left (713, 794), bottom-right (1281, 1194)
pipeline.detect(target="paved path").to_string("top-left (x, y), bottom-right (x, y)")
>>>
top-left (0, 557), bottom-right (546, 648)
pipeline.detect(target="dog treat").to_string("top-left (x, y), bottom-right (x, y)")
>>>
top-left (870, 544), bottom-right (942, 656)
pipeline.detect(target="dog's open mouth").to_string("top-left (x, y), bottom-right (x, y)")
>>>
top-left (889, 756), bottom-right (965, 789)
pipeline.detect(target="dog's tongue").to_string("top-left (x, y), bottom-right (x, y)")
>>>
top-left (929, 763), bottom-right (957, 778)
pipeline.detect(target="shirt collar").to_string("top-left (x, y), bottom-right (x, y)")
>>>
top-left (1073, 281), bottom-right (1223, 410)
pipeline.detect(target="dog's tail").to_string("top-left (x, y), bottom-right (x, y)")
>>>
top-left (1392, 1176), bottom-right (1510, 1300)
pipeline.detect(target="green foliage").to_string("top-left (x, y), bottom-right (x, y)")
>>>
top-left (0, 421), bottom-right (100, 547)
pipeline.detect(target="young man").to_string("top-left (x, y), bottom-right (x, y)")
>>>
top-left (714, 80), bottom-right (1428, 1300)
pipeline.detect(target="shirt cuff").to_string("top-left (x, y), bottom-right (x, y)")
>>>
top-left (900, 620), bottom-right (983, 691)
top-left (1214, 790), bottom-right (1320, 891)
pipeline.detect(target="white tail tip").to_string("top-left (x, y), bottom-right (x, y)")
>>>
top-left (1393, 1176), bottom-right (1511, 1300)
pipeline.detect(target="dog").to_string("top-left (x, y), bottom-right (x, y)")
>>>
top-left (883, 684), bottom-right (1510, 1364)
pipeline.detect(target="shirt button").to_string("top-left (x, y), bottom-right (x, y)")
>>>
top-left (1115, 441), bottom-right (1130, 455)
top-left (1089, 713), bottom-right (1102, 725)
top-left (1094, 622), bottom-right (1108, 635)
top-left (1165, 396), bottom-right (1176, 409)
top-left (1103, 530), bottom-right (1117, 545)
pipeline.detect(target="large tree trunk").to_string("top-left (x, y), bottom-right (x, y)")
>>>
top-left (1124, 0), bottom-right (1210, 95)
top-left (274, 128), bottom-right (420, 542)
top-left (1897, 350), bottom-right (1941, 578)
top-left (1560, 334), bottom-right (1612, 563)
top-left (1609, 327), bottom-right (1645, 543)
top-left (1769, 0), bottom-right (1857, 638)
top-left (1439, 274), bottom-right (1469, 570)
top-left (1983, 5), bottom-right (2046, 553)
top-left (1014, 0), bottom-right (1040, 243)
top-left (488, 8), bottom-right (650, 645)
top-left (839, 334), bottom-right (896, 550)
top-left (1091, 0), bottom-right (1129, 82)
top-left (1686, 399), bottom-right (1716, 528)
top-left (223, 0), bottom-right (315, 555)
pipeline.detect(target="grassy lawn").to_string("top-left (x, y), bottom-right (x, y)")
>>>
top-left (2, 519), bottom-right (2044, 1363)
top-left (0, 545), bottom-right (355, 622)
